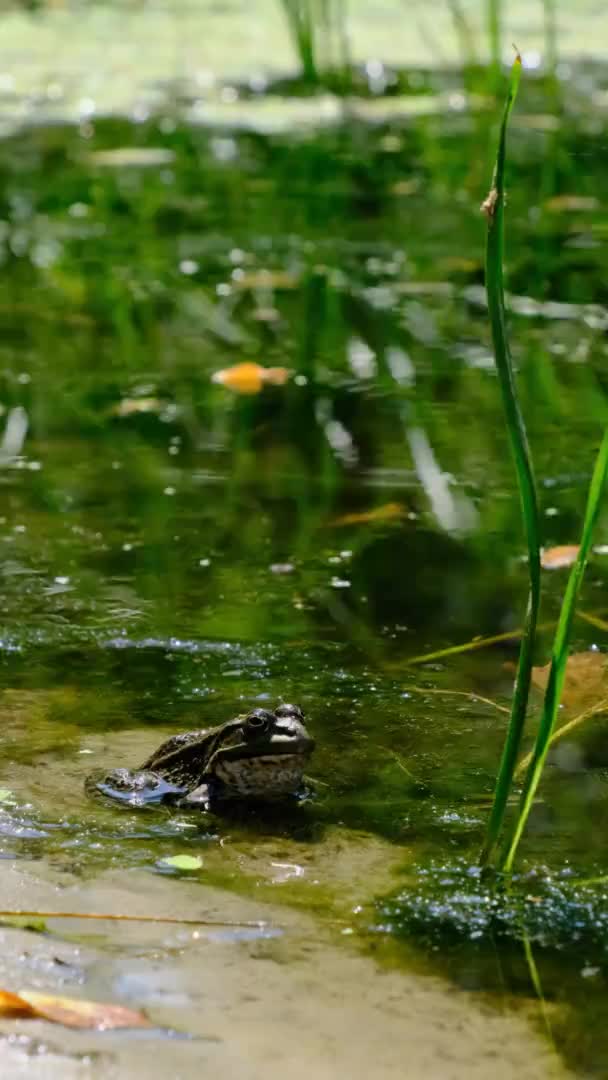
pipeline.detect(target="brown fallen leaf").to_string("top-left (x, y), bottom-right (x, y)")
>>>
top-left (211, 362), bottom-right (291, 395)
top-left (0, 990), bottom-right (35, 1019)
top-left (329, 502), bottom-right (406, 527)
top-left (541, 544), bottom-right (580, 570)
top-left (0, 988), bottom-right (151, 1030)
top-left (532, 651), bottom-right (607, 711)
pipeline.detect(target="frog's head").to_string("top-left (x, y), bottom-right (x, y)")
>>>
top-left (204, 704), bottom-right (315, 797)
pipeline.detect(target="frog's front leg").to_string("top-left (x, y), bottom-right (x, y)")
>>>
top-left (176, 782), bottom-right (212, 810)
top-left (87, 767), bottom-right (186, 807)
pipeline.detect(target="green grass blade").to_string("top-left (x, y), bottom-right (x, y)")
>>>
top-left (279, 1), bottom-right (319, 84)
top-left (502, 428), bottom-right (608, 872)
top-left (479, 53), bottom-right (543, 868)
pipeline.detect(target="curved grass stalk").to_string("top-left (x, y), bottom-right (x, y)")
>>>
top-left (502, 430), bottom-right (608, 872)
top-left (479, 53), bottom-right (543, 868)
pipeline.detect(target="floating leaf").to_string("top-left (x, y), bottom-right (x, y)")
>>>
top-left (545, 195), bottom-right (599, 213)
top-left (231, 270), bottom-right (298, 291)
top-left (541, 544), bottom-right (581, 569)
top-left (88, 148), bottom-right (175, 168)
top-left (390, 178), bottom-right (421, 196)
top-left (158, 854), bottom-right (203, 871)
top-left (211, 363), bottom-right (291, 395)
top-left (532, 651), bottom-right (607, 711)
top-left (111, 397), bottom-right (164, 418)
top-left (329, 502), bottom-right (406, 527)
top-left (0, 991), bottom-right (33, 1018)
top-left (0, 989), bottom-right (151, 1029)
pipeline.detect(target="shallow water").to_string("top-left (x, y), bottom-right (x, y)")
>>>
top-left (0, 2), bottom-right (608, 1076)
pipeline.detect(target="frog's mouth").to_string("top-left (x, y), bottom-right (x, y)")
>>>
top-left (207, 716), bottom-right (315, 769)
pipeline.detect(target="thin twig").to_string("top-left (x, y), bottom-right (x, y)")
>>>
top-left (402, 685), bottom-right (510, 714)
top-left (0, 911), bottom-right (274, 928)
top-left (514, 696), bottom-right (608, 780)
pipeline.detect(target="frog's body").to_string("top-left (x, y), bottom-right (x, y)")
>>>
top-left (87, 704), bottom-right (314, 809)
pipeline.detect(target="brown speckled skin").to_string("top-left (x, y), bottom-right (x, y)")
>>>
top-left (89, 705), bottom-right (314, 807)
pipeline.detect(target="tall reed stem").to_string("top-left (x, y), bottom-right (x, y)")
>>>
top-left (479, 53), bottom-right (543, 868)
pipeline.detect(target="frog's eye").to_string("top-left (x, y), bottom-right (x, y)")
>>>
top-left (275, 703), bottom-right (304, 721)
top-left (245, 709), bottom-right (274, 735)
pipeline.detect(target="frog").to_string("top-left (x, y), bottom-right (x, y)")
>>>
top-left (86, 703), bottom-right (314, 810)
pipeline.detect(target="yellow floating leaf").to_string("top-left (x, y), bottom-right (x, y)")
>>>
top-left (231, 270), bottom-right (298, 291)
top-left (0, 989), bottom-right (152, 1030)
top-left (158, 853), bottom-right (203, 871)
top-left (533, 651), bottom-right (607, 711)
top-left (390, 178), bottom-right (420, 196)
top-left (329, 502), bottom-right (406, 527)
top-left (88, 148), bottom-right (175, 168)
top-left (251, 307), bottom-right (280, 323)
top-left (545, 195), bottom-right (599, 213)
top-left (438, 256), bottom-right (481, 274)
top-left (111, 397), bottom-right (164, 418)
top-left (211, 362), bottom-right (291, 395)
top-left (541, 544), bottom-right (580, 570)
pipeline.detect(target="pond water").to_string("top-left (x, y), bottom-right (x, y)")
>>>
top-left (1, 3), bottom-right (608, 1077)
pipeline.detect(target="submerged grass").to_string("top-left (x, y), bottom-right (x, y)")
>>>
top-left (479, 53), bottom-right (542, 869)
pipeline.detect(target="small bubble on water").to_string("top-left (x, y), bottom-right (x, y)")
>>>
top-left (179, 259), bottom-right (199, 275)
top-left (330, 577), bottom-right (350, 588)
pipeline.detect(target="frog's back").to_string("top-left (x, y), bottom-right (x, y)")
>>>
top-left (142, 727), bottom-right (217, 783)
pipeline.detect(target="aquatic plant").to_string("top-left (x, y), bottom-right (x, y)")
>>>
top-left (479, 53), bottom-right (541, 869)
top-left (376, 859), bottom-right (608, 955)
top-left (481, 56), bottom-right (608, 871)
top-left (277, 0), bottom-right (350, 87)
